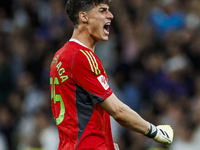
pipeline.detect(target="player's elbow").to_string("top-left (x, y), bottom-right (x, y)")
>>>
top-left (111, 104), bottom-right (130, 122)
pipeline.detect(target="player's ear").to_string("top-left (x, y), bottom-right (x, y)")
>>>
top-left (79, 11), bottom-right (88, 23)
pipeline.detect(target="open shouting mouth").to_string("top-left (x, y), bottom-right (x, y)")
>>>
top-left (103, 22), bottom-right (110, 35)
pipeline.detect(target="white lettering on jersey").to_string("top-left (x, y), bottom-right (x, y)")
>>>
top-left (97, 75), bottom-right (109, 90)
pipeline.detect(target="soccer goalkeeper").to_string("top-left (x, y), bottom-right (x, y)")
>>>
top-left (49, 0), bottom-right (174, 149)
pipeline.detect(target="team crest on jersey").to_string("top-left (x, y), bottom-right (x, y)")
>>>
top-left (97, 75), bottom-right (109, 90)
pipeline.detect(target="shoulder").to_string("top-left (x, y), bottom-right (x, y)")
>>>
top-left (72, 49), bottom-right (102, 76)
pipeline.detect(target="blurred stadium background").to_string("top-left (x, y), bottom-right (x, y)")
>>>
top-left (0, 0), bottom-right (200, 150)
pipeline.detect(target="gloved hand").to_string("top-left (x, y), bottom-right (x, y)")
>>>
top-left (145, 123), bottom-right (174, 146)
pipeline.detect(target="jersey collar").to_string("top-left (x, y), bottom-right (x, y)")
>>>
top-left (69, 38), bottom-right (89, 49)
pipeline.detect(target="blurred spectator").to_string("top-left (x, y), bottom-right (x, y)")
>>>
top-left (16, 71), bottom-right (45, 114)
top-left (27, 28), bottom-right (51, 85)
top-left (23, 0), bottom-right (41, 28)
top-left (149, 0), bottom-right (185, 40)
top-left (8, 28), bottom-right (28, 83)
top-left (141, 50), bottom-right (169, 102)
top-left (35, 109), bottom-right (59, 150)
top-left (0, 105), bottom-right (15, 150)
top-left (192, 98), bottom-right (200, 149)
top-left (16, 113), bottom-right (39, 150)
top-left (0, 0), bottom-right (13, 19)
top-left (170, 112), bottom-right (198, 150)
top-left (0, 132), bottom-right (8, 150)
top-left (0, 50), bottom-right (13, 104)
top-left (186, 33), bottom-right (200, 71)
top-left (7, 91), bottom-right (23, 121)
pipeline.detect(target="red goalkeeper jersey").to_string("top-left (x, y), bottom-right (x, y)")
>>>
top-left (50, 39), bottom-right (115, 150)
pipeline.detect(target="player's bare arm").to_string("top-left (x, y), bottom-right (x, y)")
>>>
top-left (99, 93), bottom-right (149, 134)
top-left (99, 93), bottom-right (174, 146)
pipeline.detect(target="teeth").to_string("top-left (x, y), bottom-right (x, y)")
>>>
top-left (105, 23), bottom-right (110, 25)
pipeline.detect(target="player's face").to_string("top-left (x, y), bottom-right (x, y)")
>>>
top-left (87, 4), bottom-right (114, 42)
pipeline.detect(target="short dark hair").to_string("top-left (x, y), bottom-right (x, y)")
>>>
top-left (66, 0), bottom-right (113, 26)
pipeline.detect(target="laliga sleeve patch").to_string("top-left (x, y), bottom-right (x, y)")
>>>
top-left (97, 75), bottom-right (109, 90)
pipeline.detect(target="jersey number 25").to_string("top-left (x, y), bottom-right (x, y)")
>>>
top-left (50, 77), bottom-right (65, 125)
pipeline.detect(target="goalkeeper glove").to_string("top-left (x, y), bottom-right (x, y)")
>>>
top-left (145, 123), bottom-right (174, 146)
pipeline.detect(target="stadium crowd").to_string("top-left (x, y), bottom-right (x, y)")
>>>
top-left (0, 0), bottom-right (200, 150)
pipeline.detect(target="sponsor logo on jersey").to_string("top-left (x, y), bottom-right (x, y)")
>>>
top-left (97, 75), bottom-right (109, 90)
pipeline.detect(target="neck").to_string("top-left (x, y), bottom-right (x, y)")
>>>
top-left (71, 27), bottom-right (97, 52)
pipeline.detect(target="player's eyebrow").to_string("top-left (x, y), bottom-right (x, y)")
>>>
top-left (99, 7), bottom-right (109, 11)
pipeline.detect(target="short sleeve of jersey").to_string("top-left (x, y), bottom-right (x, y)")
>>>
top-left (72, 49), bottom-right (113, 104)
